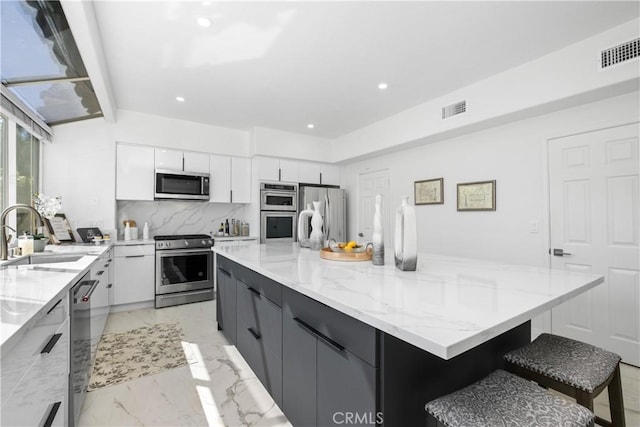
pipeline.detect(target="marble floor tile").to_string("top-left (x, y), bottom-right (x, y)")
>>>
top-left (81, 300), bottom-right (640, 427)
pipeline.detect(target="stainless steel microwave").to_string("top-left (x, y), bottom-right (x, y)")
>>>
top-left (155, 169), bottom-right (210, 201)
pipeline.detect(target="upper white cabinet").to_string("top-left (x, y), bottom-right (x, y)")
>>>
top-left (231, 157), bottom-right (251, 203)
top-left (116, 144), bottom-right (155, 200)
top-left (298, 161), bottom-right (340, 186)
top-left (155, 148), bottom-right (210, 173)
top-left (254, 156), bottom-right (299, 183)
top-left (210, 155), bottom-right (231, 203)
top-left (210, 155), bottom-right (251, 203)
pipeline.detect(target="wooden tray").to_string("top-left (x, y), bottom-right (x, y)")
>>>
top-left (320, 247), bottom-right (372, 262)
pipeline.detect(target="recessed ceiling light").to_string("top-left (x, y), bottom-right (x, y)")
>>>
top-left (378, 82), bottom-right (388, 90)
top-left (307, 124), bottom-right (315, 129)
top-left (197, 17), bottom-right (211, 27)
top-left (176, 96), bottom-right (185, 102)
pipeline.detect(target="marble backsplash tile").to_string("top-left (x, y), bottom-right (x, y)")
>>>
top-left (116, 200), bottom-right (247, 238)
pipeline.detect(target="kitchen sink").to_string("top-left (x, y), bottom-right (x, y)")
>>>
top-left (1, 253), bottom-right (86, 269)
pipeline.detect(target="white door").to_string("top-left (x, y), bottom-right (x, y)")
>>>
top-left (358, 169), bottom-right (390, 246)
top-left (549, 122), bottom-right (639, 366)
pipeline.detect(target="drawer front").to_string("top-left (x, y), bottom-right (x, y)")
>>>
top-left (216, 268), bottom-right (237, 344)
top-left (236, 282), bottom-right (283, 404)
top-left (1, 317), bottom-right (68, 427)
top-left (217, 256), bottom-right (282, 306)
top-left (114, 244), bottom-right (154, 257)
top-left (0, 295), bottom-right (68, 405)
top-left (283, 287), bottom-right (377, 367)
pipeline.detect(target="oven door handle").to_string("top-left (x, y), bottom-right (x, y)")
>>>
top-left (157, 248), bottom-right (212, 256)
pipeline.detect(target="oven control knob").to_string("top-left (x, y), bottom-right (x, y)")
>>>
top-left (207, 240), bottom-right (213, 246)
top-left (158, 242), bottom-right (163, 248)
top-left (184, 241), bottom-right (189, 247)
top-left (166, 242), bottom-right (171, 248)
top-left (201, 240), bottom-right (206, 245)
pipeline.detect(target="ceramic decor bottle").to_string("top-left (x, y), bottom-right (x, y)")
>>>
top-left (394, 196), bottom-right (417, 271)
top-left (309, 201), bottom-right (324, 251)
top-left (372, 194), bottom-right (385, 265)
top-left (143, 222), bottom-right (150, 240)
top-left (297, 203), bottom-right (314, 248)
top-left (124, 221), bottom-right (131, 241)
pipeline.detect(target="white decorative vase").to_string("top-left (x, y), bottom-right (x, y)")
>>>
top-left (372, 194), bottom-right (384, 265)
top-left (394, 196), bottom-right (417, 271)
top-left (297, 203), bottom-right (314, 248)
top-left (309, 201), bottom-right (324, 251)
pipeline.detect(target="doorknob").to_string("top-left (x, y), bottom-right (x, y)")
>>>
top-left (552, 248), bottom-right (572, 257)
top-left (358, 232), bottom-right (363, 237)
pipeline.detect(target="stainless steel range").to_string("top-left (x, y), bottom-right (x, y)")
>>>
top-left (154, 234), bottom-right (214, 308)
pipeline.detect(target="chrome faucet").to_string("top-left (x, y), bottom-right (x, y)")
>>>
top-left (1, 204), bottom-right (45, 260)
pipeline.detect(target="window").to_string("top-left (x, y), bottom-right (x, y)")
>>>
top-left (15, 123), bottom-right (40, 234)
top-left (0, 112), bottom-right (42, 236)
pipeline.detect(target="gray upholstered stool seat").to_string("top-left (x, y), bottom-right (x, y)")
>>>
top-left (504, 333), bottom-right (625, 427)
top-left (425, 369), bottom-right (595, 427)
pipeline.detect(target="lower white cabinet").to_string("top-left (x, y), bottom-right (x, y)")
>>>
top-left (1, 295), bottom-right (69, 427)
top-left (113, 244), bottom-right (155, 305)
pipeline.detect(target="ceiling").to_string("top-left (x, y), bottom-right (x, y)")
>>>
top-left (87, 1), bottom-right (639, 138)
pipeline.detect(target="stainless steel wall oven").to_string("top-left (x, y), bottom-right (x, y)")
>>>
top-left (260, 182), bottom-right (298, 243)
top-left (155, 234), bottom-right (214, 308)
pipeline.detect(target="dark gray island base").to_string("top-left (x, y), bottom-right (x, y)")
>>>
top-left (216, 255), bottom-right (530, 426)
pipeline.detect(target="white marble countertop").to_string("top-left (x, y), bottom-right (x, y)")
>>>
top-left (213, 243), bottom-right (604, 360)
top-left (213, 236), bottom-right (258, 241)
top-left (0, 244), bottom-right (111, 353)
top-left (112, 239), bottom-right (155, 246)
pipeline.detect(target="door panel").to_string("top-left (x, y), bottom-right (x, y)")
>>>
top-left (550, 123), bottom-right (640, 366)
top-left (357, 170), bottom-right (390, 244)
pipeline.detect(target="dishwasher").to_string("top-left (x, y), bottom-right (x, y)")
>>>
top-left (69, 272), bottom-right (97, 427)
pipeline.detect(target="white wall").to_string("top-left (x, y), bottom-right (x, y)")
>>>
top-left (333, 18), bottom-right (640, 162)
top-left (250, 126), bottom-right (333, 162)
top-left (341, 91), bottom-right (640, 269)
top-left (116, 109), bottom-right (250, 156)
top-left (42, 118), bottom-right (117, 232)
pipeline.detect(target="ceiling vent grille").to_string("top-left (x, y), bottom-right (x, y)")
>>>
top-left (600, 38), bottom-right (639, 69)
top-left (442, 100), bottom-right (466, 119)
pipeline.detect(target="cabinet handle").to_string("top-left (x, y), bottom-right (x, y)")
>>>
top-left (247, 327), bottom-right (261, 340)
top-left (293, 317), bottom-right (345, 353)
top-left (41, 333), bottom-right (62, 354)
top-left (230, 190), bottom-right (233, 202)
top-left (219, 268), bottom-right (231, 277)
top-left (125, 255), bottom-right (145, 258)
top-left (278, 168), bottom-right (282, 181)
top-left (247, 286), bottom-right (261, 297)
top-left (107, 283), bottom-right (113, 288)
top-left (81, 280), bottom-right (99, 302)
top-left (46, 299), bottom-right (62, 315)
top-left (320, 172), bottom-right (323, 184)
top-left (96, 270), bottom-right (105, 276)
top-left (42, 401), bottom-right (61, 427)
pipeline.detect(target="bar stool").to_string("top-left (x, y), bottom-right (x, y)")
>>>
top-left (504, 333), bottom-right (625, 427)
top-left (425, 369), bottom-right (595, 427)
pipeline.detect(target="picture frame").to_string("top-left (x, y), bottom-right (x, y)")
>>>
top-left (414, 178), bottom-right (444, 205)
top-left (457, 180), bottom-right (496, 211)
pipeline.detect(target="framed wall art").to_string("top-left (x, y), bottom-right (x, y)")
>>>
top-left (457, 180), bottom-right (496, 211)
top-left (415, 178), bottom-right (444, 205)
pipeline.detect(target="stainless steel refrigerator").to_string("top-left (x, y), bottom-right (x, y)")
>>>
top-left (299, 185), bottom-right (346, 244)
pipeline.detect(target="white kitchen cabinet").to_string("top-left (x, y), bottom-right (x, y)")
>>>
top-left (231, 157), bottom-right (251, 203)
top-left (155, 149), bottom-right (210, 173)
top-left (1, 295), bottom-right (69, 427)
top-left (183, 152), bottom-right (210, 173)
top-left (154, 148), bottom-right (183, 170)
top-left (210, 154), bottom-right (232, 203)
top-left (320, 164), bottom-right (340, 186)
top-left (116, 144), bottom-right (155, 200)
top-left (210, 155), bottom-right (251, 203)
top-left (113, 244), bottom-right (155, 306)
top-left (254, 156), bottom-right (299, 183)
top-left (298, 162), bottom-right (340, 186)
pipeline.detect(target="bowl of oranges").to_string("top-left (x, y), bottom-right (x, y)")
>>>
top-left (322, 239), bottom-right (373, 262)
top-left (328, 239), bottom-right (370, 253)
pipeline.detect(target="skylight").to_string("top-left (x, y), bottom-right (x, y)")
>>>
top-left (1, 0), bottom-right (103, 125)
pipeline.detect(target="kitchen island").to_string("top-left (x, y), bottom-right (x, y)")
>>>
top-left (214, 243), bottom-right (604, 426)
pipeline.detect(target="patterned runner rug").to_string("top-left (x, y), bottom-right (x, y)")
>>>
top-left (88, 323), bottom-right (188, 391)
